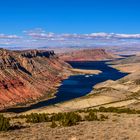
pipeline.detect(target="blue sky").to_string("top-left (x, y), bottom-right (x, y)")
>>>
top-left (0, 0), bottom-right (140, 49)
top-left (0, 0), bottom-right (140, 34)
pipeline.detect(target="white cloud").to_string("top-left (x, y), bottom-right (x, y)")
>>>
top-left (25, 29), bottom-right (140, 40)
top-left (114, 33), bottom-right (140, 39)
top-left (0, 34), bottom-right (21, 39)
top-left (1, 28), bottom-right (140, 49)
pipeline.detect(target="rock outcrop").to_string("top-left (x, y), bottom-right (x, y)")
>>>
top-left (21, 50), bottom-right (55, 58)
top-left (0, 48), bottom-right (71, 110)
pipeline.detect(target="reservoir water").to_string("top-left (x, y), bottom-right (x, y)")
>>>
top-left (5, 61), bottom-right (128, 113)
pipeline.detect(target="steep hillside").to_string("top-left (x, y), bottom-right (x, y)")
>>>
top-left (110, 55), bottom-right (140, 73)
top-left (0, 48), bottom-right (71, 110)
top-left (111, 55), bottom-right (140, 65)
top-left (59, 49), bottom-right (118, 61)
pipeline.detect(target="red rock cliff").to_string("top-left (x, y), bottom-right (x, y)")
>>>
top-left (0, 48), bottom-right (71, 110)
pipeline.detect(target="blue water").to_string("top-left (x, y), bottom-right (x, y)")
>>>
top-left (5, 61), bottom-right (128, 113)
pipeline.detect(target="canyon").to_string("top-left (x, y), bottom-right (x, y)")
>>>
top-left (1, 48), bottom-right (140, 140)
top-left (0, 48), bottom-right (71, 110)
top-left (0, 48), bottom-right (116, 110)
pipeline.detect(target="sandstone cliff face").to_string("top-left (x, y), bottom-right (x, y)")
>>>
top-left (59, 49), bottom-right (118, 61)
top-left (0, 48), bottom-right (70, 110)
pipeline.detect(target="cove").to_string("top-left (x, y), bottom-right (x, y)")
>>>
top-left (5, 61), bottom-right (128, 113)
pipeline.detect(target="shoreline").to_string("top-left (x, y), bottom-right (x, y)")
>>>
top-left (20, 64), bottom-right (132, 115)
top-left (22, 93), bottom-right (140, 115)
top-left (2, 67), bottom-right (102, 114)
top-left (69, 68), bottom-right (101, 75)
top-left (3, 61), bottom-right (132, 115)
top-left (22, 94), bottom-right (117, 114)
top-left (110, 63), bottom-right (140, 73)
top-left (0, 74), bottom-right (69, 112)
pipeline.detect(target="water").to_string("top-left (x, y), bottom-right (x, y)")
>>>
top-left (5, 61), bottom-right (128, 113)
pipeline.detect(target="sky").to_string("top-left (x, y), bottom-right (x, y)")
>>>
top-left (0, 0), bottom-right (140, 49)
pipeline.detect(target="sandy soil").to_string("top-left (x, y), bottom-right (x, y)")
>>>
top-left (102, 99), bottom-right (140, 108)
top-left (23, 95), bottom-right (140, 115)
top-left (111, 63), bottom-right (140, 73)
top-left (23, 95), bottom-right (117, 114)
top-left (70, 68), bottom-right (101, 75)
top-left (0, 113), bottom-right (140, 140)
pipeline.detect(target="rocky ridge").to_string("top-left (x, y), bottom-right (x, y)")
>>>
top-left (59, 48), bottom-right (118, 61)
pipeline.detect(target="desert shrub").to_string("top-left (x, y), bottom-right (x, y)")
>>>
top-left (50, 112), bottom-right (65, 121)
top-left (24, 107), bottom-right (140, 125)
top-left (0, 114), bottom-right (10, 131)
top-left (26, 113), bottom-right (50, 123)
top-left (50, 121), bottom-right (57, 128)
top-left (26, 113), bottom-right (39, 123)
top-left (98, 107), bottom-right (107, 112)
top-left (59, 112), bottom-right (82, 127)
top-left (134, 79), bottom-right (140, 85)
top-left (86, 108), bottom-right (98, 113)
top-left (84, 111), bottom-right (98, 121)
top-left (99, 114), bottom-right (108, 121)
top-left (15, 115), bottom-right (25, 119)
top-left (136, 110), bottom-right (140, 114)
top-left (25, 112), bottom-right (82, 127)
top-left (98, 107), bottom-right (137, 114)
top-left (98, 107), bottom-right (116, 113)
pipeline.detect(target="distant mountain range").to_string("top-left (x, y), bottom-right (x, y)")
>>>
top-left (59, 49), bottom-right (119, 61)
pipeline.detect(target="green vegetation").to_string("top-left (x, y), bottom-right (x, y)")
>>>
top-left (98, 107), bottom-right (138, 114)
top-left (134, 79), bottom-right (140, 85)
top-left (26, 113), bottom-right (49, 123)
top-left (59, 112), bottom-right (82, 127)
top-left (84, 110), bottom-right (108, 121)
top-left (0, 114), bottom-right (10, 131)
top-left (50, 121), bottom-right (57, 128)
top-left (5, 106), bottom-right (140, 131)
top-left (100, 114), bottom-right (109, 121)
top-left (24, 112), bottom-right (82, 127)
top-left (82, 106), bottom-right (140, 115)
top-left (15, 107), bottom-right (140, 128)
top-left (16, 111), bottom-right (108, 128)
top-left (85, 111), bottom-right (98, 121)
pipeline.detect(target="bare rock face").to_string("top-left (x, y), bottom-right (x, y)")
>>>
top-left (0, 48), bottom-right (71, 110)
top-left (0, 49), bottom-right (19, 69)
top-left (59, 49), bottom-right (118, 61)
top-left (21, 50), bottom-right (55, 58)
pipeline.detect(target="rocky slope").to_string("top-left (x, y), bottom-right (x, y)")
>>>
top-left (59, 49), bottom-right (118, 61)
top-left (88, 55), bottom-right (140, 109)
top-left (0, 48), bottom-right (71, 110)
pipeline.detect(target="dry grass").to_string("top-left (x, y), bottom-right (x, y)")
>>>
top-left (0, 113), bottom-right (140, 140)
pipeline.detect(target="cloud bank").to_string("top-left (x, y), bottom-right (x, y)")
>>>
top-left (25, 29), bottom-right (140, 40)
top-left (0, 34), bottom-right (21, 39)
top-left (1, 28), bottom-right (140, 49)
